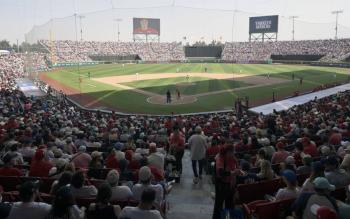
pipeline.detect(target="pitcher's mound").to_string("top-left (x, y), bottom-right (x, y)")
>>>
top-left (147, 95), bottom-right (197, 105)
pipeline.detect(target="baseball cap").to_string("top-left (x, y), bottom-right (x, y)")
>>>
top-left (313, 177), bottom-right (335, 191)
top-left (114, 142), bottom-right (123, 150)
top-left (139, 166), bottom-right (152, 181)
top-left (281, 170), bottom-right (297, 183)
top-left (310, 204), bottom-right (337, 219)
top-left (91, 151), bottom-right (102, 158)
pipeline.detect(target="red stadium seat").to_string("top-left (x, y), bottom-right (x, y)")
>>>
top-left (254, 198), bottom-right (295, 219)
top-left (0, 176), bottom-right (21, 191)
top-left (237, 178), bottom-right (282, 203)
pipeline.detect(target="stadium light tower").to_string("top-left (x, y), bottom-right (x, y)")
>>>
top-left (331, 10), bottom-right (343, 40)
top-left (114, 18), bottom-right (123, 42)
top-left (289, 16), bottom-right (299, 41)
top-left (79, 15), bottom-right (85, 41)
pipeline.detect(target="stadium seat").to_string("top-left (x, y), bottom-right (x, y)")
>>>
top-left (237, 178), bottom-right (282, 203)
top-left (0, 176), bottom-right (21, 191)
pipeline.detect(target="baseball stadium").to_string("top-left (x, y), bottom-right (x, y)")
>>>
top-left (2, 0), bottom-right (350, 219)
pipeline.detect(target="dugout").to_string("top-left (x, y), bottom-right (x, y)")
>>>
top-left (184, 46), bottom-right (223, 62)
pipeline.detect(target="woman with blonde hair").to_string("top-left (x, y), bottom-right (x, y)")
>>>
top-left (257, 159), bottom-right (275, 181)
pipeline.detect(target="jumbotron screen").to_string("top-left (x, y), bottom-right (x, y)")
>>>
top-left (133, 18), bottom-right (160, 35)
top-left (249, 15), bottom-right (279, 34)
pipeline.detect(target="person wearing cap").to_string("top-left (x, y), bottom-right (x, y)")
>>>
top-left (297, 155), bottom-right (313, 175)
top-left (71, 146), bottom-right (92, 169)
top-left (340, 152), bottom-right (350, 174)
top-left (64, 137), bottom-right (77, 155)
top-left (168, 125), bottom-right (185, 175)
top-left (275, 170), bottom-right (301, 201)
top-left (324, 155), bottom-right (350, 188)
top-left (7, 181), bottom-right (51, 219)
top-left (29, 149), bottom-right (53, 177)
top-left (114, 142), bottom-right (125, 161)
top-left (147, 143), bottom-right (165, 172)
top-left (188, 126), bottom-right (208, 184)
top-left (106, 169), bottom-right (133, 201)
top-left (310, 205), bottom-right (338, 219)
top-left (213, 144), bottom-right (240, 219)
top-left (291, 177), bottom-right (338, 219)
top-left (0, 153), bottom-right (23, 176)
top-left (132, 166), bottom-right (164, 211)
top-left (271, 141), bottom-right (290, 164)
top-left (301, 161), bottom-right (325, 193)
top-left (120, 188), bottom-right (163, 219)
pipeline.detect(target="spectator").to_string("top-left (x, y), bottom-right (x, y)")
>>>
top-left (0, 153), bottom-right (23, 176)
top-left (132, 166), bottom-right (164, 210)
top-left (337, 185), bottom-right (350, 219)
top-left (106, 149), bottom-right (119, 170)
top-left (7, 181), bottom-right (51, 219)
top-left (188, 126), bottom-right (208, 184)
top-left (46, 186), bottom-right (84, 219)
top-left (301, 161), bottom-right (325, 193)
top-left (50, 172), bottom-right (73, 195)
top-left (106, 170), bottom-right (133, 201)
top-left (296, 155), bottom-right (313, 175)
top-left (275, 170), bottom-right (300, 201)
top-left (29, 149), bottom-right (53, 177)
top-left (71, 146), bottom-right (92, 169)
top-left (70, 171), bottom-right (97, 198)
top-left (292, 177), bottom-right (338, 219)
top-left (119, 188), bottom-right (163, 219)
top-left (87, 183), bottom-right (121, 219)
top-left (257, 159), bottom-right (275, 181)
top-left (147, 143), bottom-right (165, 172)
top-left (324, 155), bottom-right (350, 188)
top-left (213, 144), bottom-right (240, 219)
top-left (271, 141), bottom-right (290, 164)
top-left (169, 126), bottom-right (185, 175)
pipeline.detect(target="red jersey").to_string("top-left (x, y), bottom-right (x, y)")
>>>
top-left (215, 155), bottom-right (238, 184)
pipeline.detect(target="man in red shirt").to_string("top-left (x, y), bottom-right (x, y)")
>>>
top-left (213, 144), bottom-right (241, 219)
top-left (0, 153), bottom-right (23, 176)
top-left (169, 126), bottom-right (185, 175)
top-left (302, 137), bottom-right (319, 157)
top-left (29, 149), bottom-right (53, 177)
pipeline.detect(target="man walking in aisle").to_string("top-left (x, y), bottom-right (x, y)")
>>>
top-left (188, 126), bottom-right (208, 184)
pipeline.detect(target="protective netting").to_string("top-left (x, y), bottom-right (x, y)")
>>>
top-left (25, 6), bottom-right (350, 44)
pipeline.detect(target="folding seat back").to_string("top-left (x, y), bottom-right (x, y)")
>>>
top-left (0, 176), bottom-right (21, 191)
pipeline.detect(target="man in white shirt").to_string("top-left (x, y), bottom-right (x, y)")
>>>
top-left (7, 181), bottom-right (51, 219)
top-left (132, 166), bottom-right (164, 210)
top-left (70, 171), bottom-right (97, 198)
top-left (147, 143), bottom-right (165, 171)
top-left (106, 169), bottom-right (133, 201)
top-left (120, 188), bottom-right (163, 219)
top-left (188, 126), bottom-right (208, 184)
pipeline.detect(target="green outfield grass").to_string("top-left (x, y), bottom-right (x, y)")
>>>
top-left (44, 63), bottom-right (350, 114)
top-left (122, 76), bottom-right (250, 95)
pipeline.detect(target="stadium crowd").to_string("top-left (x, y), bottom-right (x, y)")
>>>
top-left (39, 40), bottom-right (186, 63)
top-left (1, 50), bottom-right (350, 219)
top-left (222, 39), bottom-right (350, 63)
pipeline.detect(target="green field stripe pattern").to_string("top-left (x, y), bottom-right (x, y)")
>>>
top-left (45, 63), bottom-right (350, 114)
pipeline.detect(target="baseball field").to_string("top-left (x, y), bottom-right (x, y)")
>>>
top-left (39, 63), bottom-right (350, 114)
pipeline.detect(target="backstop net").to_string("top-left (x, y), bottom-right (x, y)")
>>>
top-left (23, 5), bottom-right (350, 77)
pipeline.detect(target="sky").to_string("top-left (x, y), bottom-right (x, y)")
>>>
top-left (1, 0), bottom-right (350, 44)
